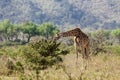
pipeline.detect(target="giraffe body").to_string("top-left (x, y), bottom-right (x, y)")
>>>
top-left (52, 28), bottom-right (90, 60)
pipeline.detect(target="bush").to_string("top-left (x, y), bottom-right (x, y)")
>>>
top-left (105, 46), bottom-right (120, 55)
top-left (111, 29), bottom-right (120, 44)
top-left (21, 39), bottom-right (69, 80)
top-left (22, 39), bottom-right (68, 69)
top-left (90, 30), bottom-right (110, 55)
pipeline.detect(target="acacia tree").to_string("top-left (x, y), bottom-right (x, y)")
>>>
top-left (6, 24), bottom-right (22, 41)
top-left (0, 19), bottom-right (13, 41)
top-left (12, 24), bottom-right (22, 41)
top-left (0, 20), bottom-right (24, 43)
top-left (21, 22), bottom-right (39, 43)
top-left (38, 22), bottom-right (59, 39)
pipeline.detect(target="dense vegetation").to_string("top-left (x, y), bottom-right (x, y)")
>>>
top-left (0, 19), bottom-right (59, 44)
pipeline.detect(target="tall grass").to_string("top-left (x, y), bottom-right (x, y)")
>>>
top-left (0, 45), bottom-right (120, 80)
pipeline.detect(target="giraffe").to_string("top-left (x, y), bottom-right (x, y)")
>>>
top-left (52, 28), bottom-right (90, 61)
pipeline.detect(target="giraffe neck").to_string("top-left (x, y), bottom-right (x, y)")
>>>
top-left (59, 28), bottom-right (81, 37)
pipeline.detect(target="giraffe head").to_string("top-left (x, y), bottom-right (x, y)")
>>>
top-left (52, 33), bottom-right (61, 42)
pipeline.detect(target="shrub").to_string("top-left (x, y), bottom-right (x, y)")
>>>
top-left (111, 29), bottom-right (120, 44)
top-left (21, 39), bottom-right (69, 80)
top-left (90, 30), bottom-right (109, 55)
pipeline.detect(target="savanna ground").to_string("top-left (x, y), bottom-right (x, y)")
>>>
top-left (0, 45), bottom-right (120, 80)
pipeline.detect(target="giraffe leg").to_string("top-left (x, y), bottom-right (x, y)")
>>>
top-left (81, 47), bottom-right (88, 70)
top-left (81, 47), bottom-right (84, 69)
top-left (74, 42), bottom-right (78, 64)
top-left (84, 47), bottom-right (89, 59)
top-left (86, 42), bottom-right (91, 61)
top-left (82, 47), bottom-right (85, 59)
top-left (84, 48), bottom-right (87, 59)
top-left (74, 37), bottom-right (79, 64)
top-left (84, 47), bottom-right (90, 70)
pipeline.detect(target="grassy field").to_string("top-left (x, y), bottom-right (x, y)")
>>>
top-left (38, 53), bottom-right (120, 80)
top-left (0, 51), bottom-right (120, 80)
top-left (0, 46), bottom-right (120, 80)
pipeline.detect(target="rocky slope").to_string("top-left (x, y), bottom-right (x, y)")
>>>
top-left (0, 0), bottom-right (120, 29)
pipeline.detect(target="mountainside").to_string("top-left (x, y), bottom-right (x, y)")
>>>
top-left (0, 0), bottom-right (120, 29)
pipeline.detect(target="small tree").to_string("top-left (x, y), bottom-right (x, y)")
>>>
top-left (22, 39), bottom-right (68, 80)
top-left (0, 19), bottom-right (21, 42)
top-left (0, 19), bottom-right (12, 41)
top-left (38, 22), bottom-right (59, 39)
top-left (12, 24), bottom-right (22, 41)
top-left (21, 22), bottom-right (39, 43)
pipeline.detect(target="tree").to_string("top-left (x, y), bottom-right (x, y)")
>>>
top-left (11, 24), bottom-right (22, 41)
top-left (38, 22), bottom-right (59, 39)
top-left (21, 22), bottom-right (39, 43)
top-left (22, 39), bottom-right (68, 80)
top-left (0, 19), bottom-right (12, 41)
top-left (111, 29), bottom-right (120, 44)
top-left (0, 19), bottom-right (24, 44)
top-left (6, 24), bottom-right (22, 41)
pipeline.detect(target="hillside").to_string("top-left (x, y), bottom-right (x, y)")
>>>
top-left (0, 0), bottom-right (120, 29)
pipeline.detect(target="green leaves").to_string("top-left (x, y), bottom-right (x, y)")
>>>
top-left (111, 29), bottom-right (120, 37)
top-left (0, 19), bottom-right (22, 42)
top-left (22, 39), bottom-right (68, 70)
top-left (38, 22), bottom-right (59, 39)
top-left (31, 39), bottom-right (60, 57)
top-left (0, 19), bottom-right (59, 44)
top-left (21, 22), bottom-right (40, 42)
top-left (22, 22), bottom-right (39, 35)
top-left (111, 29), bottom-right (120, 43)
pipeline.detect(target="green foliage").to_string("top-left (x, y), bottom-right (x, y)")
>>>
top-left (0, 19), bottom-right (12, 41)
top-left (38, 22), bottom-right (59, 39)
top-left (21, 39), bottom-right (68, 80)
top-left (111, 29), bottom-right (120, 37)
top-left (21, 22), bottom-right (40, 42)
top-left (0, 46), bottom-right (18, 58)
top-left (111, 29), bottom-right (120, 43)
top-left (6, 59), bottom-right (16, 75)
top-left (0, 19), bottom-right (22, 42)
top-left (5, 58), bottom-right (24, 75)
top-left (0, 20), bottom-right (60, 45)
top-left (105, 46), bottom-right (120, 55)
top-left (0, 19), bottom-right (11, 32)
top-left (113, 46), bottom-right (120, 55)
top-left (22, 39), bottom-right (68, 70)
top-left (93, 30), bottom-right (111, 39)
top-left (15, 61), bottom-right (24, 73)
top-left (0, 41), bottom-right (25, 47)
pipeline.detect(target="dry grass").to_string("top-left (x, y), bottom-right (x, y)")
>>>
top-left (1, 53), bottom-right (120, 80)
top-left (44, 53), bottom-right (120, 80)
